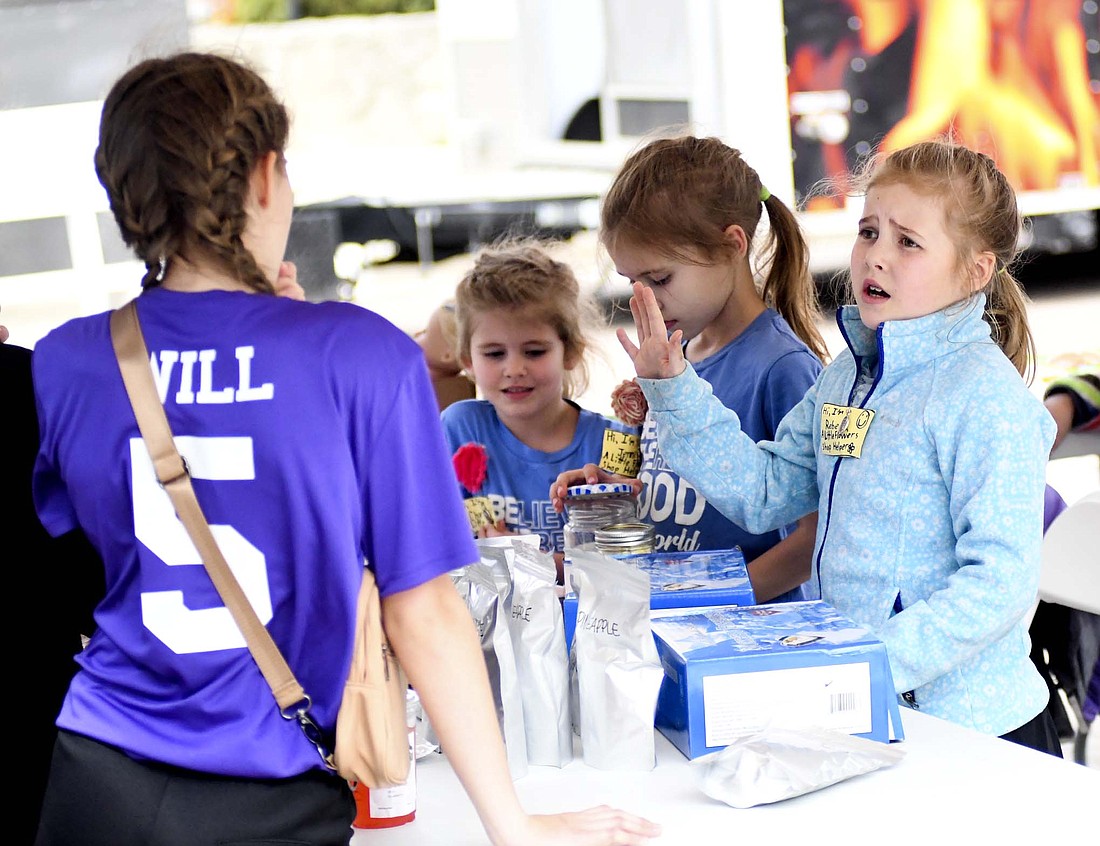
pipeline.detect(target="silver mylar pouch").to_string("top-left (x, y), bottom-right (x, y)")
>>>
top-left (509, 541), bottom-right (573, 767)
top-left (475, 540), bottom-right (516, 612)
top-left (691, 726), bottom-right (907, 808)
top-left (452, 561), bottom-right (529, 779)
top-left (570, 549), bottom-right (664, 771)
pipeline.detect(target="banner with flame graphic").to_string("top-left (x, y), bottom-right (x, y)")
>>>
top-left (784, 0), bottom-right (1100, 210)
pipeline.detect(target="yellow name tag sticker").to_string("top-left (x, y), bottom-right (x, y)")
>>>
top-left (600, 429), bottom-right (641, 478)
top-left (820, 403), bottom-right (875, 458)
top-left (464, 496), bottom-right (497, 532)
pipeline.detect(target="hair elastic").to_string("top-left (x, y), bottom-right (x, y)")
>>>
top-left (759, 187), bottom-right (771, 203)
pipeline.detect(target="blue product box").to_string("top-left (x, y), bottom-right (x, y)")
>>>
top-left (563, 548), bottom-right (756, 650)
top-left (650, 600), bottom-right (904, 760)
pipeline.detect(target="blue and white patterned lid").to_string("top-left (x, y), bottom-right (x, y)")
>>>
top-left (565, 482), bottom-right (634, 499)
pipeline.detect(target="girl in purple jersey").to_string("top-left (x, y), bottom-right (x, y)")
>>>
top-left (32, 51), bottom-right (659, 846)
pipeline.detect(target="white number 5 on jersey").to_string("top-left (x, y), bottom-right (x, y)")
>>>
top-left (131, 436), bottom-right (272, 654)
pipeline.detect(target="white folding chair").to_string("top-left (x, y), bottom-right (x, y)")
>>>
top-left (1039, 491), bottom-right (1100, 616)
top-left (1036, 490), bottom-right (1100, 765)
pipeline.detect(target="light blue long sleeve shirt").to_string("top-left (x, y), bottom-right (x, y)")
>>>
top-left (640, 295), bottom-right (1055, 735)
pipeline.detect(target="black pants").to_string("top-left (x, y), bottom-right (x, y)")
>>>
top-left (999, 706), bottom-right (1064, 758)
top-left (35, 731), bottom-right (356, 846)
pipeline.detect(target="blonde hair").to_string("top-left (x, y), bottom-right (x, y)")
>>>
top-left (600, 134), bottom-right (828, 362)
top-left (434, 299), bottom-right (460, 356)
top-left (849, 138), bottom-right (1036, 379)
top-left (454, 237), bottom-right (602, 399)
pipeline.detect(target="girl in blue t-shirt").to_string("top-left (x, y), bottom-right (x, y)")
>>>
top-left (442, 238), bottom-right (638, 578)
top-left (551, 134), bottom-right (826, 603)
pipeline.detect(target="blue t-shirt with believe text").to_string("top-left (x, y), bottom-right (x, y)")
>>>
top-left (441, 399), bottom-right (638, 553)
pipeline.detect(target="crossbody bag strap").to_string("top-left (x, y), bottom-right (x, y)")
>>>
top-left (110, 301), bottom-right (330, 759)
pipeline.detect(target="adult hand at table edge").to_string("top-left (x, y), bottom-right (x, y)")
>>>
top-left (548, 465), bottom-right (643, 513)
top-left (508, 805), bottom-right (662, 845)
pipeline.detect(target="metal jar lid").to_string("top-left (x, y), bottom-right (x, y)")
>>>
top-left (594, 521), bottom-right (655, 552)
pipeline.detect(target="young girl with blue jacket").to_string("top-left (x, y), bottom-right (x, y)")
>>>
top-left (613, 139), bottom-right (1061, 755)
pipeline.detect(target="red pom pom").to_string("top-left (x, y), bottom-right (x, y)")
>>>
top-left (453, 442), bottom-right (489, 493)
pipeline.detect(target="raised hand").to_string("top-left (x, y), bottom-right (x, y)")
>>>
top-left (616, 282), bottom-right (685, 380)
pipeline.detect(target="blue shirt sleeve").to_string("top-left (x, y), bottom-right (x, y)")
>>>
top-left (641, 363), bottom-right (821, 534)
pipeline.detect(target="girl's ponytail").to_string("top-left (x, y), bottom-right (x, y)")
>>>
top-left (985, 266), bottom-right (1036, 380)
top-left (758, 195), bottom-right (829, 363)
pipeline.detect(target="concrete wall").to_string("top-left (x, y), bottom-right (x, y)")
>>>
top-left (191, 13), bottom-right (447, 155)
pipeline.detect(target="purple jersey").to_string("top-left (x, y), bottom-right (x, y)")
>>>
top-left (32, 287), bottom-right (477, 778)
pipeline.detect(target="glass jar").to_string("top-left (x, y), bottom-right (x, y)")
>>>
top-left (594, 522), bottom-right (656, 555)
top-left (562, 483), bottom-right (637, 592)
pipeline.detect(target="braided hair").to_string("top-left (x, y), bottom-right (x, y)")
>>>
top-left (95, 51), bottom-right (289, 292)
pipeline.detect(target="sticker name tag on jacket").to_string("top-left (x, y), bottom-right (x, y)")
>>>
top-left (820, 402), bottom-right (875, 457)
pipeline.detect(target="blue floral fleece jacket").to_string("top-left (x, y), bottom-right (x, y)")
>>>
top-left (640, 295), bottom-right (1054, 735)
